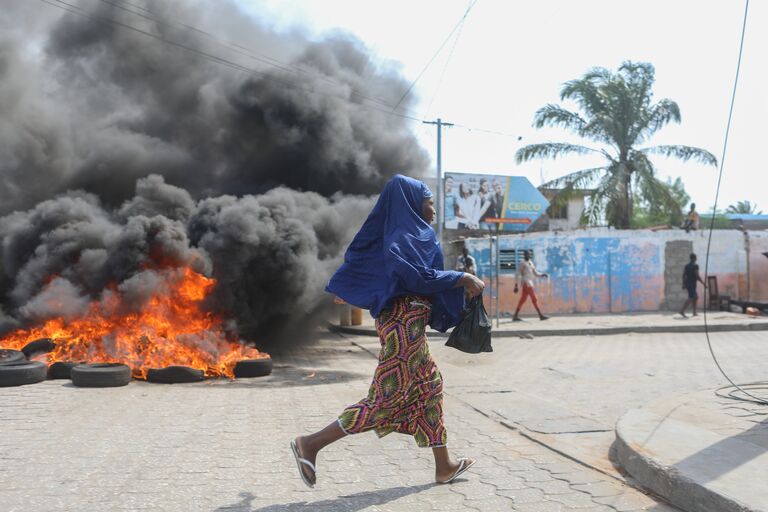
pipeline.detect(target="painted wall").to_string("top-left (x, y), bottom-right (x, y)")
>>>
top-left (749, 232), bottom-right (768, 302)
top-left (465, 228), bottom-right (767, 315)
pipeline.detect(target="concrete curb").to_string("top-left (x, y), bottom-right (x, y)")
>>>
top-left (614, 410), bottom-right (756, 512)
top-left (328, 321), bottom-right (768, 338)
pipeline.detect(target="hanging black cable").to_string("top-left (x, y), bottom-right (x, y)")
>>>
top-left (703, 0), bottom-right (767, 406)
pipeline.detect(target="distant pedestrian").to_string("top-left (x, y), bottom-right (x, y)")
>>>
top-left (513, 250), bottom-right (549, 321)
top-left (682, 203), bottom-right (700, 233)
top-left (679, 253), bottom-right (706, 318)
top-left (290, 175), bottom-right (482, 488)
top-left (456, 247), bottom-right (477, 276)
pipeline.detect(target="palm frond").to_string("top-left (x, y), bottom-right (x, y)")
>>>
top-left (560, 77), bottom-right (607, 120)
top-left (515, 143), bottom-right (600, 164)
top-left (583, 165), bottom-right (622, 226)
top-left (634, 99), bottom-right (681, 144)
top-left (641, 145), bottom-right (717, 166)
top-left (542, 166), bottom-right (606, 189)
top-left (632, 161), bottom-right (683, 222)
top-left (532, 104), bottom-right (587, 133)
top-left (541, 166), bottom-right (606, 207)
top-left (726, 200), bottom-right (762, 215)
top-left (619, 61), bottom-right (655, 107)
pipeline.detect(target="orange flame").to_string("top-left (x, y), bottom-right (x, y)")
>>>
top-left (0, 267), bottom-right (267, 379)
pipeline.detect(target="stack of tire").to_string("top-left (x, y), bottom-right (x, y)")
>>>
top-left (1, 338), bottom-right (272, 387)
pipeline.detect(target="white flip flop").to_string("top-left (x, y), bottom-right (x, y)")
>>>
top-left (437, 457), bottom-right (476, 484)
top-left (290, 439), bottom-right (316, 488)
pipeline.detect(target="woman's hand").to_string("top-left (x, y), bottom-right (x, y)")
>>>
top-left (459, 273), bottom-right (485, 297)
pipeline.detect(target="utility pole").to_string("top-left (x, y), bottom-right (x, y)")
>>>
top-left (423, 118), bottom-right (453, 244)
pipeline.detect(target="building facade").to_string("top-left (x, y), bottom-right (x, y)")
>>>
top-left (465, 228), bottom-right (768, 315)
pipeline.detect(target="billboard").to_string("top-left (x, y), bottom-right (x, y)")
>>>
top-left (443, 173), bottom-right (550, 232)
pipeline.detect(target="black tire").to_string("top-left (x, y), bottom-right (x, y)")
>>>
top-left (47, 361), bottom-right (85, 380)
top-left (0, 349), bottom-right (26, 366)
top-left (21, 338), bottom-right (56, 359)
top-left (0, 361), bottom-right (48, 387)
top-left (146, 366), bottom-right (205, 384)
top-left (233, 357), bottom-right (273, 378)
top-left (71, 363), bottom-right (132, 388)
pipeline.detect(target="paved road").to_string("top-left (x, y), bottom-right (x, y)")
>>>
top-left (0, 332), bottom-right (687, 511)
top-left (400, 329), bottom-right (768, 475)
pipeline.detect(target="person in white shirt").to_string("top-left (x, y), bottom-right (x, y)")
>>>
top-left (456, 247), bottom-right (476, 275)
top-left (456, 183), bottom-right (481, 229)
top-left (513, 250), bottom-right (549, 321)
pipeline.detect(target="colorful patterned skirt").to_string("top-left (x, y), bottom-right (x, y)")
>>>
top-left (338, 295), bottom-right (447, 448)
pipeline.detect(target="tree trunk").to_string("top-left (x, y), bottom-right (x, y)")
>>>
top-left (617, 161), bottom-right (632, 229)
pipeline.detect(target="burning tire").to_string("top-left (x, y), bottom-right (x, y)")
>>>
top-left (233, 357), bottom-right (273, 378)
top-left (0, 361), bottom-right (48, 387)
top-left (0, 349), bottom-right (26, 366)
top-left (47, 361), bottom-right (84, 380)
top-left (21, 338), bottom-right (56, 359)
top-left (146, 366), bottom-right (205, 384)
top-left (71, 363), bottom-right (132, 388)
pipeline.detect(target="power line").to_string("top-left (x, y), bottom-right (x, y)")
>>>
top-left (702, 0), bottom-right (765, 405)
top-left (453, 123), bottom-right (523, 139)
top-left (392, 0), bottom-right (478, 112)
top-left (39, 0), bottom-right (425, 123)
top-left (423, 0), bottom-right (473, 118)
top-left (39, 0), bottom-right (525, 147)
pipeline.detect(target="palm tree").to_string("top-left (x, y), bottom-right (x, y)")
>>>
top-left (726, 200), bottom-right (762, 215)
top-left (515, 62), bottom-right (717, 229)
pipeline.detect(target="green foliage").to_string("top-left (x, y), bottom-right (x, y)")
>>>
top-left (631, 177), bottom-right (690, 228)
top-left (516, 61), bottom-right (717, 229)
top-left (726, 200), bottom-right (762, 215)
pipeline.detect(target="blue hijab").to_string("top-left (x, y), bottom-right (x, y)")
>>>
top-left (326, 174), bottom-right (465, 332)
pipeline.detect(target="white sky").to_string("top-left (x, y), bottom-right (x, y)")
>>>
top-left (239, 0), bottom-right (767, 213)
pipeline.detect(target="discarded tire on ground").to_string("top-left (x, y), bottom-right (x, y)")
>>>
top-left (21, 338), bottom-right (56, 359)
top-left (146, 366), bottom-right (205, 384)
top-left (0, 361), bottom-right (48, 387)
top-left (233, 357), bottom-right (273, 378)
top-left (47, 361), bottom-right (85, 380)
top-left (0, 349), bottom-right (26, 366)
top-left (71, 363), bottom-right (132, 388)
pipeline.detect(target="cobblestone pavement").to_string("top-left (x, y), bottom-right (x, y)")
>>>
top-left (0, 333), bottom-right (681, 511)
top-left (408, 330), bottom-right (768, 475)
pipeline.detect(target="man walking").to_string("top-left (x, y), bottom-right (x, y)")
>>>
top-left (679, 253), bottom-right (706, 317)
top-left (513, 250), bottom-right (549, 321)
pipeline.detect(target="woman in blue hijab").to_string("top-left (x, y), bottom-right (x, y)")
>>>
top-left (291, 175), bottom-right (484, 487)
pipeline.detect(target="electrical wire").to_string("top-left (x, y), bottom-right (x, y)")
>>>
top-left (392, 0), bottom-right (478, 112)
top-left (41, 0), bottom-right (528, 139)
top-left (39, 0), bottom-right (426, 123)
top-left (452, 123), bottom-right (522, 138)
top-left (703, 0), bottom-right (767, 406)
top-left (423, 0), bottom-right (473, 119)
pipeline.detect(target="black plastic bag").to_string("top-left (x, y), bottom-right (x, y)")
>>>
top-left (445, 296), bottom-right (492, 353)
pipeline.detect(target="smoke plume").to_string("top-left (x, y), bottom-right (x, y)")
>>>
top-left (0, 0), bottom-right (428, 344)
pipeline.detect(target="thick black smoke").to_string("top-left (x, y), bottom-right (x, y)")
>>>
top-left (0, 0), bottom-right (427, 214)
top-left (0, 0), bottom-right (428, 344)
top-left (0, 175), bottom-right (373, 345)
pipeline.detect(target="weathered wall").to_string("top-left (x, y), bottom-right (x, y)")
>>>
top-left (466, 228), bottom-right (766, 315)
top-left (749, 232), bottom-right (768, 301)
